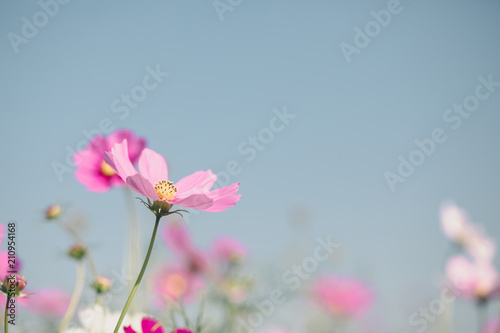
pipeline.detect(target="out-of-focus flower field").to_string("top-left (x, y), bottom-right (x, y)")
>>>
top-left (1, 129), bottom-right (499, 333)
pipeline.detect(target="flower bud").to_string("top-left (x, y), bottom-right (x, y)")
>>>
top-left (92, 276), bottom-right (112, 294)
top-left (45, 204), bottom-right (62, 220)
top-left (68, 244), bottom-right (86, 260)
top-left (3, 274), bottom-right (27, 295)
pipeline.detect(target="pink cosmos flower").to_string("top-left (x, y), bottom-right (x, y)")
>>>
top-left (17, 288), bottom-right (71, 318)
top-left (162, 219), bottom-right (208, 275)
top-left (440, 202), bottom-right (496, 263)
top-left (481, 318), bottom-right (500, 333)
top-left (170, 330), bottom-right (192, 333)
top-left (212, 236), bottom-right (247, 265)
top-left (311, 275), bottom-right (374, 318)
top-left (152, 264), bottom-right (204, 304)
top-left (440, 202), bottom-right (470, 242)
top-left (74, 129), bottom-right (147, 192)
top-left (103, 140), bottom-right (240, 212)
top-left (445, 255), bottom-right (500, 301)
top-left (124, 317), bottom-right (165, 333)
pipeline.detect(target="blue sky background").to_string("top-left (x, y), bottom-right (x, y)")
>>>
top-left (1, 0), bottom-right (500, 331)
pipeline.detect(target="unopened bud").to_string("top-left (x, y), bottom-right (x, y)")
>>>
top-left (3, 274), bottom-right (27, 295)
top-left (68, 244), bottom-right (86, 260)
top-left (92, 276), bottom-right (112, 294)
top-left (45, 204), bottom-right (62, 220)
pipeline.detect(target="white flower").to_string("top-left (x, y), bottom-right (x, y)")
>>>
top-left (64, 305), bottom-right (146, 333)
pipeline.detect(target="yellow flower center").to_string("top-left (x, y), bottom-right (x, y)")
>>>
top-left (101, 160), bottom-right (116, 176)
top-left (165, 274), bottom-right (188, 298)
top-left (154, 180), bottom-right (177, 201)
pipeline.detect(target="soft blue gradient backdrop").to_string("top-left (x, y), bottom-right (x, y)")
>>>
top-left (1, 1), bottom-right (499, 331)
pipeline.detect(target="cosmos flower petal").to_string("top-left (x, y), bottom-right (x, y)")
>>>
top-left (126, 174), bottom-right (160, 200)
top-left (124, 326), bottom-right (137, 333)
top-left (207, 182), bottom-right (240, 200)
top-left (74, 170), bottom-right (115, 192)
top-left (104, 139), bottom-right (139, 181)
top-left (108, 130), bottom-right (147, 162)
top-left (175, 170), bottom-right (217, 198)
top-left (74, 130), bottom-right (146, 193)
top-left (163, 219), bottom-right (193, 253)
top-left (138, 148), bottom-right (168, 185)
top-left (200, 194), bottom-right (241, 212)
top-left (171, 194), bottom-right (213, 210)
top-left (141, 317), bottom-right (165, 333)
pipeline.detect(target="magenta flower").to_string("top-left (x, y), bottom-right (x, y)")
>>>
top-left (103, 140), bottom-right (240, 213)
top-left (171, 330), bottom-right (193, 333)
top-left (446, 255), bottom-right (500, 301)
top-left (74, 129), bottom-right (147, 192)
top-left (124, 317), bottom-right (165, 333)
top-left (311, 275), bottom-right (374, 318)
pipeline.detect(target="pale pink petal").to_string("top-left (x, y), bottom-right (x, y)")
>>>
top-left (19, 288), bottom-right (71, 318)
top-left (152, 264), bottom-right (205, 304)
top-left (446, 256), bottom-right (476, 297)
top-left (212, 236), bottom-right (247, 263)
top-left (171, 194), bottom-right (213, 210)
top-left (201, 195), bottom-right (241, 212)
top-left (163, 219), bottom-right (193, 253)
top-left (126, 174), bottom-right (160, 200)
top-left (138, 148), bottom-right (168, 185)
top-left (312, 275), bottom-right (374, 317)
top-left (103, 139), bottom-right (138, 181)
top-left (175, 170), bottom-right (217, 198)
top-left (207, 183), bottom-right (240, 200)
top-left (141, 317), bottom-right (165, 333)
top-left (440, 202), bottom-right (470, 241)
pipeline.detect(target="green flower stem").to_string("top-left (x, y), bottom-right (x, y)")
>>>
top-left (58, 261), bottom-right (86, 332)
top-left (113, 215), bottom-right (161, 333)
top-left (4, 295), bottom-right (10, 333)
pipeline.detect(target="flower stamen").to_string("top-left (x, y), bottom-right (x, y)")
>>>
top-left (154, 180), bottom-right (177, 201)
top-left (101, 160), bottom-right (116, 176)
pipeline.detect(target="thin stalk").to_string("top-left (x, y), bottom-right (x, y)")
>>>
top-left (113, 215), bottom-right (161, 333)
top-left (123, 188), bottom-right (140, 311)
top-left (4, 296), bottom-right (10, 333)
top-left (177, 299), bottom-right (191, 328)
top-left (477, 301), bottom-right (487, 333)
top-left (58, 220), bottom-right (99, 279)
top-left (58, 261), bottom-right (86, 332)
